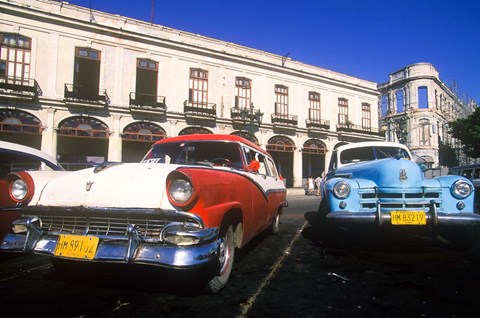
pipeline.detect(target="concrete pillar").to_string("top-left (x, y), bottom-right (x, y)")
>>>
top-left (108, 115), bottom-right (122, 162)
top-left (293, 147), bottom-right (302, 188)
top-left (41, 108), bottom-right (57, 159)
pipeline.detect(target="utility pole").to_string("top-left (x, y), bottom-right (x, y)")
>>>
top-left (151, 0), bottom-right (155, 24)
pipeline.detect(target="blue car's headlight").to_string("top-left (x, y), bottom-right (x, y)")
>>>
top-left (451, 180), bottom-right (472, 199)
top-left (333, 181), bottom-right (351, 199)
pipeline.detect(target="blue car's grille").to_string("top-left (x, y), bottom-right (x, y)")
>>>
top-left (360, 189), bottom-right (442, 211)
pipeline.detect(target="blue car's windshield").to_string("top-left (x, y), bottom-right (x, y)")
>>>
top-left (340, 146), bottom-right (411, 164)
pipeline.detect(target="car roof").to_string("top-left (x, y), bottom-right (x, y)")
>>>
top-left (152, 134), bottom-right (270, 156)
top-left (449, 163), bottom-right (480, 170)
top-left (0, 141), bottom-right (61, 168)
top-left (335, 141), bottom-right (411, 153)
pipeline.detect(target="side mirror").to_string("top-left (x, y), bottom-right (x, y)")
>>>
top-left (248, 160), bottom-right (260, 173)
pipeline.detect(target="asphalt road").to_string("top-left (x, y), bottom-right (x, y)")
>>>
top-left (1, 194), bottom-right (480, 317)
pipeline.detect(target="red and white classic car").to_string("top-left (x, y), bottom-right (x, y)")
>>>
top-left (0, 134), bottom-right (287, 292)
top-left (0, 141), bottom-right (64, 242)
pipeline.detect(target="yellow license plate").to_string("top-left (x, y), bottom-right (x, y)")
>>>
top-left (391, 211), bottom-right (426, 225)
top-left (54, 234), bottom-right (99, 260)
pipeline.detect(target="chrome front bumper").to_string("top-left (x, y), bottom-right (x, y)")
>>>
top-left (0, 216), bottom-right (221, 269)
top-left (326, 200), bottom-right (480, 227)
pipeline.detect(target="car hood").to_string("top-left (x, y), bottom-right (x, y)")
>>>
top-left (334, 158), bottom-right (425, 188)
top-left (33, 163), bottom-right (178, 209)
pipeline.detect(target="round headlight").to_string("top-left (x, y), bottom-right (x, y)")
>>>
top-left (451, 180), bottom-right (472, 199)
top-left (333, 181), bottom-right (351, 199)
top-left (169, 179), bottom-right (193, 204)
top-left (11, 179), bottom-right (28, 201)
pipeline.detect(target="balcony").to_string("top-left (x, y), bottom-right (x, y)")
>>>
top-left (337, 122), bottom-right (381, 136)
top-left (184, 100), bottom-right (216, 120)
top-left (0, 76), bottom-right (41, 100)
top-left (129, 92), bottom-right (167, 116)
top-left (271, 113), bottom-right (298, 129)
top-left (64, 84), bottom-right (110, 109)
top-left (306, 118), bottom-right (330, 131)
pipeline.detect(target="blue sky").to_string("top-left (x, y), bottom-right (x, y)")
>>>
top-left (68, 0), bottom-right (480, 103)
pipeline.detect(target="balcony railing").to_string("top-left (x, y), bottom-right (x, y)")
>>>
top-left (271, 113), bottom-right (298, 127)
top-left (129, 92), bottom-right (167, 115)
top-left (0, 76), bottom-right (42, 99)
top-left (64, 84), bottom-right (110, 107)
top-left (184, 100), bottom-right (217, 119)
top-left (306, 118), bottom-right (330, 130)
top-left (336, 123), bottom-right (381, 135)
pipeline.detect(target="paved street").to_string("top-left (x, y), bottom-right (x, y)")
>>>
top-left (1, 192), bottom-right (480, 317)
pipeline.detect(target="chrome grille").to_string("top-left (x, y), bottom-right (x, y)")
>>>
top-left (360, 189), bottom-right (442, 211)
top-left (37, 213), bottom-right (197, 239)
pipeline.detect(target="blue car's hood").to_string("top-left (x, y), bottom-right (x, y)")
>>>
top-left (334, 158), bottom-right (424, 188)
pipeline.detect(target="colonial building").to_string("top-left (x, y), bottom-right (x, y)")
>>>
top-left (0, 0), bottom-right (384, 188)
top-left (378, 63), bottom-right (477, 169)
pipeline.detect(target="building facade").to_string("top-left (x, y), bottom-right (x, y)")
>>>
top-left (0, 0), bottom-right (384, 188)
top-left (378, 63), bottom-right (477, 169)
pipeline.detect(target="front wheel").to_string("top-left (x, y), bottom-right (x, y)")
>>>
top-left (269, 212), bottom-right (281, 234)
top-left (206, 226), bottom-right (235, 293)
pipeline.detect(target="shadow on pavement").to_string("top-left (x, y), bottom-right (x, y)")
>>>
top-left (302, 211), bottom-right (445, 253)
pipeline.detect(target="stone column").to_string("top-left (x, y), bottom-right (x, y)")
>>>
top-left (293, 145), bottom-right (303, 188)
top-left (108, 115), bottom-right (122, 162)
top-left (41, 108), bottom-right (57, 159)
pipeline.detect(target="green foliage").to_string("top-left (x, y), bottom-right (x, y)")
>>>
top-left (438, 140), bottom-right (459, 167)
top-left (449, 107), bottom-right (480, 159)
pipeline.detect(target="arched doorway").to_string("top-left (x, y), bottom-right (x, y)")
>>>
top-left (266, 136), bottom-right (295, 188)
top-left (178, 127), bottom-right (212, 135)
top-left (230, 131), bottom-right (259, 145)
top-left (122, 122), bottom-right (166, 162)
top-left (57, 116), bottom-right (109, 170)
top-left (302, 139), bottom-right (327, 179)
top-left (333, 142), bottom-right (348, 149)
top-left (0, 109), bottom-right (42, 147)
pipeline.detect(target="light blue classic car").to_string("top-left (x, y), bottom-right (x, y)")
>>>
top-left (319, 141), bottom-right (480, 249)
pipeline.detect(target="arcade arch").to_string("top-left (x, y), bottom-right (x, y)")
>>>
top-left (230, 131), bottom-right (259, 145)
top-left (122, 122), bottom-right (166, 162)
top-left (302, 139), bottom-right (327, 179)
top-left (178, 127), bottom-right (213, 135)
top-left (57, 116), bottom-right (109, 169)
top-left (0, 109), bottom-right (42, 147)
top-left (266, 135), bottom-right (295, 188)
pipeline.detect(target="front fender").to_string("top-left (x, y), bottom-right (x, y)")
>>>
top-left (194, 201), bottom-right (243, 229)
top-left (324, 178), bottom-right (363, 213)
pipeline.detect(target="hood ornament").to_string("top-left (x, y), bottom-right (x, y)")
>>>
top-left (399, 169), bottom-right (408, 182)
top-left (86, 181), bottom-right (94, 191)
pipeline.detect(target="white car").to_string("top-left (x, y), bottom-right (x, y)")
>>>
top-left (0, 141), bottom-right (63, 241)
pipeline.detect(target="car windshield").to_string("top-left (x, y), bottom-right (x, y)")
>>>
top-left (142, 141), bottom-right (244, 169)
top-left (0, 150), bottom-right (62, 178)
top-left (340, 146), bottom-right (411, 164)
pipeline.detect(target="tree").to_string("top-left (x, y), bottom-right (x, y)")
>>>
top-left (438, 139), bottom-right (459, 167)
top-left (448, 107), bottom-right (480, 159)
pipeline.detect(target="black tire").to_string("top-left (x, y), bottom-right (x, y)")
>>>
top-left (269, 212), bottom-right (281, 234)
top-left (206, 225), bottom-right (235, 293)
top-left (317, 199), bottom-right (329, 223)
